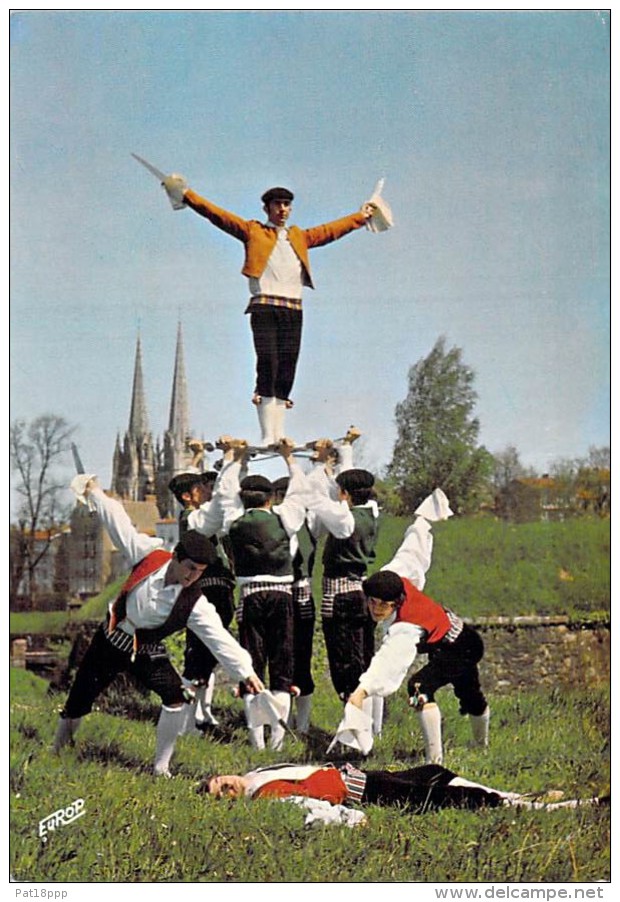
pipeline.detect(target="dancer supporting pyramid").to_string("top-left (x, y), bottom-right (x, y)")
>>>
top-left (189, 436), bottom-right (308, 750)
top-left (305, 429), bottom-right (379, 722)
top-left (160, 175), bottom-right (382, 446)
top-left (168, 468), bottom-right (235, 730)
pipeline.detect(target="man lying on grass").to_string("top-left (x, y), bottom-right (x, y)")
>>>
top-left (199, 761), bottom-right (607, 827)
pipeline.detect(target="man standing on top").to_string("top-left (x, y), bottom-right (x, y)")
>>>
top-left (160, 174), bottom-right (386, 446)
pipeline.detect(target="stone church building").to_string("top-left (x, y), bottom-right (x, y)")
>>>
top-left (33, 324), bottom-right (202, 604)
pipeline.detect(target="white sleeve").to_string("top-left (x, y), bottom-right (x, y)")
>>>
top-left (382, 517), bottom-right (434, 590)
top-left (212, 460), bottom-right (244, 534)
top-left (187, 597), bottom-right (254, 681)
top-left (272, 461), bottom-right (308, 537)
top-left (187, 496), bottom-right (224, 537)
top-left (357, 621), bottom-right (424, 697)
top-left (308, 495), bottom-right (355, 539)
top-left (89, 487), bottom-right (162, 566)
top-left (334, 442), bottom-right (354, 475)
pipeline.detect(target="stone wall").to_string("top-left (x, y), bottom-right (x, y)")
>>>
top-left (467, 616), bottom-right (610, 693)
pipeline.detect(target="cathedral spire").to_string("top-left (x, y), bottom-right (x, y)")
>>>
top-left (168, 321), bottom-right (190, 441)
top-left (128, 334), bottom-right (150, 438)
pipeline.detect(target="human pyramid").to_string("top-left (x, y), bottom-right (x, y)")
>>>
top-left (52, 164), bottom-right (599, 820)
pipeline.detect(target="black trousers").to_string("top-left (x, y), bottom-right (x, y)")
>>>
top-left (61, 625), bottom-right (185, 718)
top-left (183, 583), bottom-right (234, 684)
top-left (362, 764), bottom-right (503, 810)
top-left (250, 306), bottom-right (302, 400)
top-left (322, 590), bottom-right (376, 699)
top-left (408, 625), bottom-right (488, 716)
top-left (239, 590), bottom-right (295, 693)
top-left (292, 588), bottom-right (315, 696)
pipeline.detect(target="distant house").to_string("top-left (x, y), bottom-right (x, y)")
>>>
top-left (496, 469), bottom-right (610, 522)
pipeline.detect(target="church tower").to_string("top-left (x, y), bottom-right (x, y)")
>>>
top-left (110, 335), bottom-right (157, 502)
top-left (156, 322), bottom-right (195, 517)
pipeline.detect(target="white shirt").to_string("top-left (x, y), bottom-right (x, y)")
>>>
top-left (248, 225), bottom-right (304, 300)
top-left (357, 517), bottom-right (436, 698)
top-left (90, 487), bottom-right (253, 681)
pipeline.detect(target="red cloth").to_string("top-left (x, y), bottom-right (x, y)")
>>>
top-left (396, 578), bottom-right (452, 644)
top-left (254, 769), bottom-right (348, 804)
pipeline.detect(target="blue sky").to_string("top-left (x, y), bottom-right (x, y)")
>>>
top-left (10, 10), bottom-right (610, 496)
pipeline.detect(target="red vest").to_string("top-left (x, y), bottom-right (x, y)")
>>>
top-left (254, 769), bottom-right (348, 804)
top-left (395, 578), bottom-right (452, 645)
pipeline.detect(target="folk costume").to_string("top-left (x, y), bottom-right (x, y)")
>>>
top-left (165, 178), bottom-right (369, 445)
top-left (53, 487), bottom-right (255, 776)
top-left (210, 763), bottom-right (601, 828)
top-left (172, 479), bottom-right (236, 730)
top-left (273, 476), bottom-right (318, 734)
top-left (203, 457), bottom-right (309, 749)
top-left (306, 448), bottom-right (379, 705)
top-left (357, 490), bottom-right (489, 765)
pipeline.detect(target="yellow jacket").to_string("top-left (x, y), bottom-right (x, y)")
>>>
top-left (184, 189), bottom-right (368, 289)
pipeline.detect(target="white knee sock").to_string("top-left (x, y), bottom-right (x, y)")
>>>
top-left (243, 696), bottom-right (265, 749)
top-left (195, 674), bottom-right (218, 726)
top-left (470, 706), bottom-right (490, 747)
top-left (154, 705), bottom-right (185, 776)
top-left (257, 396), bottom-right (277, 446)
top-left (371, 696), bottom-right (384, 737)
top-left (269, 692), bottom-right (291, 750)
top-left (273, 399), bottom-right (287, 442)
top-left (53, 716), bottom-right (82, 753)
top-left (295, 695), bottom-right (312, 734)
top-left (417, 702), bottom-right (443, 764)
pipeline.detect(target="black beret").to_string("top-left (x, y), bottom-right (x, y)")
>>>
top-left (168, 472), bottom-right (201, 495)
top-left (200, 471), bottom-right (218, 485)
top-left (271, 477), bottom-right (290, 495)
top-left (240, 474), bottom-right (274, 493)
top-left (362, 570), bottom-right (404, 601)
top-left (176, 529), bottom-right (218, 566)
top-left (336, 468), bottom-right (375, 492)
top-left (261, 186), bottom-right (294, 205)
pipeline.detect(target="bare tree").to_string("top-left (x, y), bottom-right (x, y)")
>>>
top-left (10, 414), bottom-right (75, 605)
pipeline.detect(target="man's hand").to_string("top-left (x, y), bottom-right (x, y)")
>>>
top-left (309, 438), bottom-right (334, 463)
top-left (343, 426), bottom-right (362, 445)
top-left (216, 435), bottom-right (248, 463)
top-left (83, 477), bottom-right (99, 497)
top-left (360, 202), bottom-right (377, 220)
top-left (347, 686), bottom-right (368, 710)
top-left (276, 437), bottom-right (296, 461)
top-left (162, 173), bottom-right (188, 210)
top-left (245, 674), bottom-right (265, 695)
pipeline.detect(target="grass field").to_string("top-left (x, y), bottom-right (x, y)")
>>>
top-left (10, 515), bottom-right (610, 884)
top-left (10, 665), bottom-right (610, 883)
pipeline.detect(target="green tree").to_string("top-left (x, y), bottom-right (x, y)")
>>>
top-left (387, 337), bottom-right (493, 514)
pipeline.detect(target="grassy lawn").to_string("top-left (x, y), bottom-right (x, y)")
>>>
top-left (10, 515), bottom-right (610, 883)
top-left (10, 666), bottom-right (610, 883)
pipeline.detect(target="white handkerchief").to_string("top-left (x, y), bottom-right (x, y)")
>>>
top-left (414, 488), bottom-right (453, 522)
top-left (326, 702), bottom-right (373, 756)
top-left (365, 178), bottom-right (393, 232)
top-left (245, 690), bottom-right (288, 730)
top-left (70, 474), bottom-right (97, 510)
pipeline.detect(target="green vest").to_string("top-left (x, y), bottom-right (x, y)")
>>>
top-left (228, 508), bottom-right (293, 578)
top-left (322, 506), bottom-right (378, 579)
